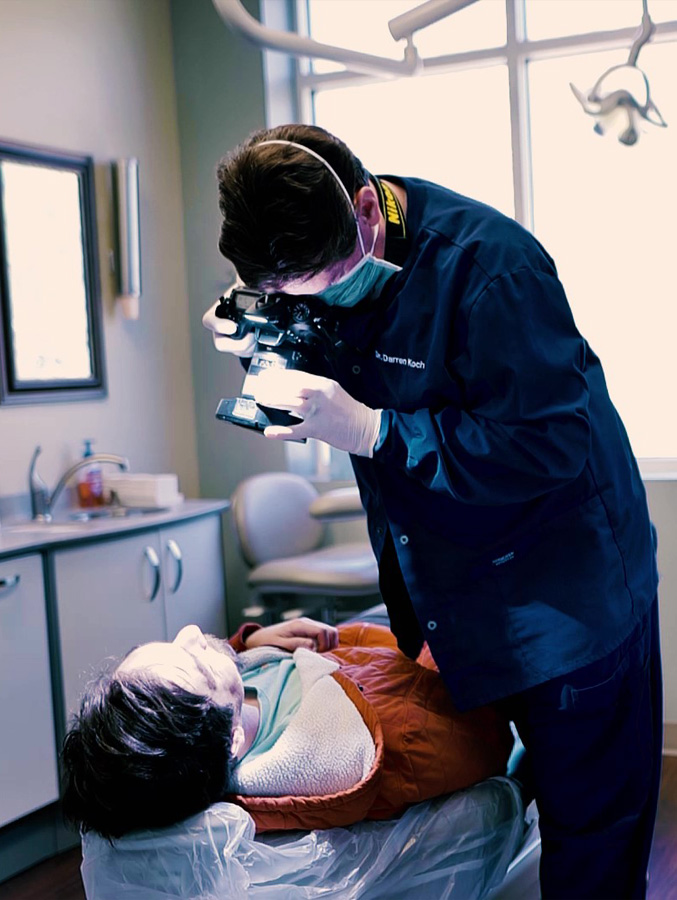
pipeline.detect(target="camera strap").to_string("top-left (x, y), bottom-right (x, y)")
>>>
top-left (372, 175), bottom-right (410, 267)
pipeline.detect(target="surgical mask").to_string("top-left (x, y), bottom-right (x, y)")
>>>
top-left (317, 220), bottom-right (402, 308)
top-left (257, 139), bottom-right (402, 307)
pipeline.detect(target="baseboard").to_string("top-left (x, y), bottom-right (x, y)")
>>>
top-left (664, 721), bottom-right (677, 756)
top-left (0, 803), bottom-right (58, 884)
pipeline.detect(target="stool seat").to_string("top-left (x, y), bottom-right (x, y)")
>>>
top-left (249, 542), bottom-right (378, 596)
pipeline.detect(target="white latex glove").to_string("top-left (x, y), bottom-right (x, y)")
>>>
top-left (253, 368), bottom-right (382, 457)
top-left (202, 298), bottom-right (257, 358)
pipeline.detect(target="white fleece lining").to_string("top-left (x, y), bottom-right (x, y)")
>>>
top-left (231, 647), bottom-right (375, 797)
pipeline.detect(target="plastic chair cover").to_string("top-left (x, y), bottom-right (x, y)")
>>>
top-left (81, 776), bottom-right (524, 900)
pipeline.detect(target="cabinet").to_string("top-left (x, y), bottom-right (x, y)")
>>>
top-left (161, 515), bottom-right (226, 640)
top-left (0, 554), bottom-right (59, 828)
top-left (55, 514), bottom-right (226, 722)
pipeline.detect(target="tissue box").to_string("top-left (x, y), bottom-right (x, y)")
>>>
top-left (104, 473), bottom-right (182, 508)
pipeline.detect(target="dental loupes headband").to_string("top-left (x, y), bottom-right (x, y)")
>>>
top-left (256, 139), bottom-right (367, 255)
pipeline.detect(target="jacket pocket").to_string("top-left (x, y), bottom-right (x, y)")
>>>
top-left (492, 493), bottom-right (634, 682)
top-left (558, 617), bottom-right (648, 714)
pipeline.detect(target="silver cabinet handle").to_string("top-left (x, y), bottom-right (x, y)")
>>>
top-left (166, 539), bottom-right (183, 594)
top-left (144, 546), bottom-right (161, 602)
top-left (0, 574), bottom-right (20, 593)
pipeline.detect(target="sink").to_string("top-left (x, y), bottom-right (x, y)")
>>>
top-left (4, 507), bottom-right (169, 535)
top-left (68, 506), bottom-right (168, 522)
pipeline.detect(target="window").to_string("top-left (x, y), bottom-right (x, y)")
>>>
top-left (529, 41), bottom-right (677, 457)
top-left (525, 0), bottom-right (677, 41)
top-left (297, 0), bottom-right (677, 460)
top-left (313, 65), bottom-right (514, 217)
top-left (306, 0), bottom-right (506, 73)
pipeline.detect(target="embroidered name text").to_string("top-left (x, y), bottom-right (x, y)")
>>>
top-left (375, 349), bottom-right (426, 370)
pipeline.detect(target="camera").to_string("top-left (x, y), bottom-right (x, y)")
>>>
top-left (214, 286), bottom-right (338, 439)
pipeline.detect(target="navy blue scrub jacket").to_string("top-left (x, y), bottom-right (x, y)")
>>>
top-left (325, 176), bottom-right (658, 710)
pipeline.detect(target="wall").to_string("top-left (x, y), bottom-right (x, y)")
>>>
top-left (170, 0), bottom-right (286, 628)
top-left (0, 0), bottom-right (199, 502)
top-left (644, 480), bottom-right (677, 743)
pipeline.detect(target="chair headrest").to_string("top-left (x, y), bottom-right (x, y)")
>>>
top-left (231, 473), bottom-right (325, 566)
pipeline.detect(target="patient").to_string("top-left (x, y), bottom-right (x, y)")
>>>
top-left (62, 617), bottom-right (514, 840)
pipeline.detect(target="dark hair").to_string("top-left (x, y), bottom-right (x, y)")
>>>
top-left (61, 671), bottom-right (236, 841)
top-left (216, 124), bottom-right (370, 290)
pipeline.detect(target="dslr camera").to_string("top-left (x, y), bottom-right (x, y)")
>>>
top-left (214, 286), bottom-right (338, 438)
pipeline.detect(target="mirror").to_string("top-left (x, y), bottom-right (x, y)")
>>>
top-left (0, 140), bottom-right (106, 404)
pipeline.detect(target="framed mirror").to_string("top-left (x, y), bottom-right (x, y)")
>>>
top-left (0, 140), bottom-right (106, 405)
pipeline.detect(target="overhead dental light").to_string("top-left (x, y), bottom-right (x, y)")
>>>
top-left (211, 0), bottom-right (479, 78)
top-left (570, 0), bottom-right (667, 146)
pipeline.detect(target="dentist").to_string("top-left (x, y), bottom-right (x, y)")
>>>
top-left (203, 124), bottom-right (662, 900)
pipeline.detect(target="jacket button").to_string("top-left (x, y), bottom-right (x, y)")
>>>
top-left (352, 365), bottom-right (361, 375)
top-left (375, 525), bottom-right (384, 537)
top-left (399, 534), bottom-right (409, 545)
top-left (427, 620), bottom-right (437, 631)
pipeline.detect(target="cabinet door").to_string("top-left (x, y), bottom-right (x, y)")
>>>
top-left (162, 516), bottom-right (227, 640)
top-left (55, 532), bottom-right (167, 723)
top-left (0, 555), bottom-right (59, 828)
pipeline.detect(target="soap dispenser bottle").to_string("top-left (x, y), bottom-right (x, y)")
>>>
top-left (77, 439), bottom-right (104, 508)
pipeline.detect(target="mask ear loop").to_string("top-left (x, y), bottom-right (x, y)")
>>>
top-left (256, 138), bottom-right (366, 254)
top-left (367, 221), bottom-right (378, 256)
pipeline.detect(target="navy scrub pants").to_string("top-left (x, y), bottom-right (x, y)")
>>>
top-left (500, 598), bottom-right (663, 900)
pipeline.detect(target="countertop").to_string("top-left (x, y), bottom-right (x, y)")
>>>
top-left (638, 459), bottom-right (677, 481)
top-left (0, 498), bottom-right (230, 560)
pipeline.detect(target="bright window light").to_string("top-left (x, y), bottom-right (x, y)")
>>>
top-left (529, 41), bottom-right (677, 456)
top-left (299, 0), bottom-right (677, 461)
top-left (307, 0), bottom-right (505, 75)
top-left (525, 0), bottom-right (677, 41)
top-left (313, 65), bottom-right (514, 218)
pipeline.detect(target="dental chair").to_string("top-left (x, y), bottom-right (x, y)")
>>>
top-left (82, 778), bottom-right (533, 900)
top-left (80, 599), bottom-right (542, 899)
top-left (351, 603), bottom-right (542, 900)
top-left (231, 472), bottom-right (381, 625)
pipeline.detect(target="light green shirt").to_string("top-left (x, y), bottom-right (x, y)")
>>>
top-left (236, 656), bottom-right (302, 768)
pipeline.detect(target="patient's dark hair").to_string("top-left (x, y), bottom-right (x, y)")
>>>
top-left (61, 671), bottom-right (235, 841)
top-left (217, 123), bottom-right (369, 290)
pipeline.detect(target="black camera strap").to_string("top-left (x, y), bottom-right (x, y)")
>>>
top-left (322, 175), bottom-right (410, 362)
top-left (371, 175), bottom-right (410, 267)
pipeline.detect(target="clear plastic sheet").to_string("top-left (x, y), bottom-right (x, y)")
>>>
top-left (81, 776), bottom-right (525, 900)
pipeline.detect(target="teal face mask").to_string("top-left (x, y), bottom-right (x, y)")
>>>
top-left (317, 223), bottom-right (402, 308)
top-left (256, 139), bottom-right (403, 308)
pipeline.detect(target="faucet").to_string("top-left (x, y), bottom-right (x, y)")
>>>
top-left (29, 445), bottom-right (130, 521)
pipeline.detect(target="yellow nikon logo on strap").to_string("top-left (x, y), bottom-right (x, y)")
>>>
top-left (382, 182), bottom-right (401, 226)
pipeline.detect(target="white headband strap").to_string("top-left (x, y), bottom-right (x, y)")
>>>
top-left (256, 138), bottom-right (365, 255)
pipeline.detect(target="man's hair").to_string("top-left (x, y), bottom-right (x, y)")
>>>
top-left (216, 123), bottom-right (370, 290)
top-left (61, 670), bottom-right (236, 841)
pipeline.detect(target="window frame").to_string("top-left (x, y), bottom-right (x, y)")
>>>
top-left (260, 0), bottom-right (677, 473)
top-left (296, 0), bottom-right (677, 232)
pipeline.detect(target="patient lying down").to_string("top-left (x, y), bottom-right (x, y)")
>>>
top-left (62, 618), bottom-right (514, 840)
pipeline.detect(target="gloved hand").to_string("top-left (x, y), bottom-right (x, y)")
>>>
top-left (253, 368), bottom-right (382, 457)
top-left (202, 297), bottom-right (257, 358)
